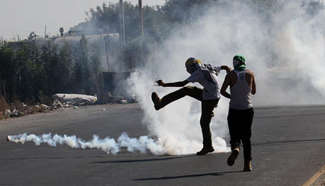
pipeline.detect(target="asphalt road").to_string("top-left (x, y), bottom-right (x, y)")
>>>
top-left (1, 104), bottom-right (325, 186)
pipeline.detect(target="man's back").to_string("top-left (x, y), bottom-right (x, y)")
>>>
top-left (186, 64), bottom-right (221, 100)
top-left (230, 70), bottom-right (252, 109)
top-left (228, 70), bottom-right (255, 89)
top-left (227, 70), bottom-right (256, 110)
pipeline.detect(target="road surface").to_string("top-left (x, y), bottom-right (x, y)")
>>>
top-left (1, 104), bottom-right (325, 186)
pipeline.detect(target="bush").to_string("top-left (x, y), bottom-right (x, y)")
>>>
top-left (0, 96), bottom-right (9, 112)
top-left (0, 96), bottom-right (9, 120)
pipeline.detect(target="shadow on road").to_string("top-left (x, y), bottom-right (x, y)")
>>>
top-left (92, 155), bottom-right (191, 164)
top-left (253, 138), bottom-right (325, 146)
top-left (133, 170), bottom-right (243, 181)
top-left (0, 157), bottom-right (65, 161)
top-left (0, 155), bottom-right (105, 161)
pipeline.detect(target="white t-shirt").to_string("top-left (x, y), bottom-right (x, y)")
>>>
top-left (186, 66), bottom-right (221, 100)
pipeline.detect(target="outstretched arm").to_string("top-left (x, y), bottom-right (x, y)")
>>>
top-left (156, 80), bottom-right (189, 87)
top-left (220, 65), bottom-right (231, 74)
top-left (221, 74), bottom-right (231, 99)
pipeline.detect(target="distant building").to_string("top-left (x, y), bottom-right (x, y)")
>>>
top-left (8, 32), bottom-right (121, 71)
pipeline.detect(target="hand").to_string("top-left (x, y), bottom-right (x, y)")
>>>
top-left (156, 80), bottom-right (165, 87)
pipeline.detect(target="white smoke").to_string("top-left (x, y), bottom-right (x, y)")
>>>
top-left (127, 0), bottom-right (325, 155)
top-left (8, 1), bottom-right (325, 156)
top-left (7, 132), bottom-right (165, 155)
top-left (128, 71), bottom-right (229, 155)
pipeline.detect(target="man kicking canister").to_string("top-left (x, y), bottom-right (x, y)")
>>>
top-left (151, 57), bottom-right (230, 155)
top-left (220, 55), bottom-right (256, 171)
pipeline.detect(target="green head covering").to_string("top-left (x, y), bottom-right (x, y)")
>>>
top-left (233, 55), bottom-right (246, 71)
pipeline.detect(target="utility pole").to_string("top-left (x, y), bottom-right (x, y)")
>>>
top-left (103, 35), bottom-right (110, 71)
top-left (138, 0), bottom-right (144, 68)
top-left (119, 0), bottom-right (126, 47)
top-left (139, 0), bottom-right (144, 37)
top-left (44, 25), bottom-right (47, 38)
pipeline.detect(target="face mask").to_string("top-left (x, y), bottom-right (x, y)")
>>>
top-left (233, 59), bottom-right (240, 68)
top-left (233, 59), bottom-right (246, 71)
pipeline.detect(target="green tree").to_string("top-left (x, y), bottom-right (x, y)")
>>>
top-left (79, 35), bottom-right (91, 94)
top-left (58, 42), bottom-right (73, 92)
top-left (0, 44), bottom-right (15, 100)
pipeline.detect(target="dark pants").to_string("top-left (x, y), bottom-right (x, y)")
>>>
top-left (227, 108), bottom-right (254, 161)
top-left (157, 86), bottom-right (219, 148)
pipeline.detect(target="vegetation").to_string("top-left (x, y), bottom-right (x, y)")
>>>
top-left (0, 39), bottom-right (100, 104)
top-left (0, 0), bottom-right (321, 107)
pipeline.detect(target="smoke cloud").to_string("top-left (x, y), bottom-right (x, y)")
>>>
top-left (127, 0), bottom-right (325, 155)
top-left (8, 1), bottom-right (325, 156)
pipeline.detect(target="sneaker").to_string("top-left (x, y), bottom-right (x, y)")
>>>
top-left (151, 92), bottom-right (161, 110)
top-left (227, 148), bottom-right (239, 166)
top-left (196, 147), bottom-right (214, 155)
top-left (243, 160), bottom-right (252, 172)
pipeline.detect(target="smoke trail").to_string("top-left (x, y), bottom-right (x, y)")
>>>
top-left (7, 132), bottom-right (165, 155)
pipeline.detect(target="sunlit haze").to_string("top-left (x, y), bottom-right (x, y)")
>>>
top-left (0, 0), bottom-right (165, 40)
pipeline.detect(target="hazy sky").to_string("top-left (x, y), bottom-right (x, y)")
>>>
top-left (0, 0), bottom-right (165, 40)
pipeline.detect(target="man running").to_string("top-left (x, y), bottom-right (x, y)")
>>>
top-left (220, 55), bottom-right (256, 171)
top-left (151, 57), bottom-right (230, 155)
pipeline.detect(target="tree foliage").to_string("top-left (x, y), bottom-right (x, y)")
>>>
top-left (0, 36), bottom-right (100, 104)
top-left (0, 0), bottom-right (322, 104)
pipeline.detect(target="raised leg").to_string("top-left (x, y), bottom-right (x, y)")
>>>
top-left (152, 86), bottom-right (202, 110)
